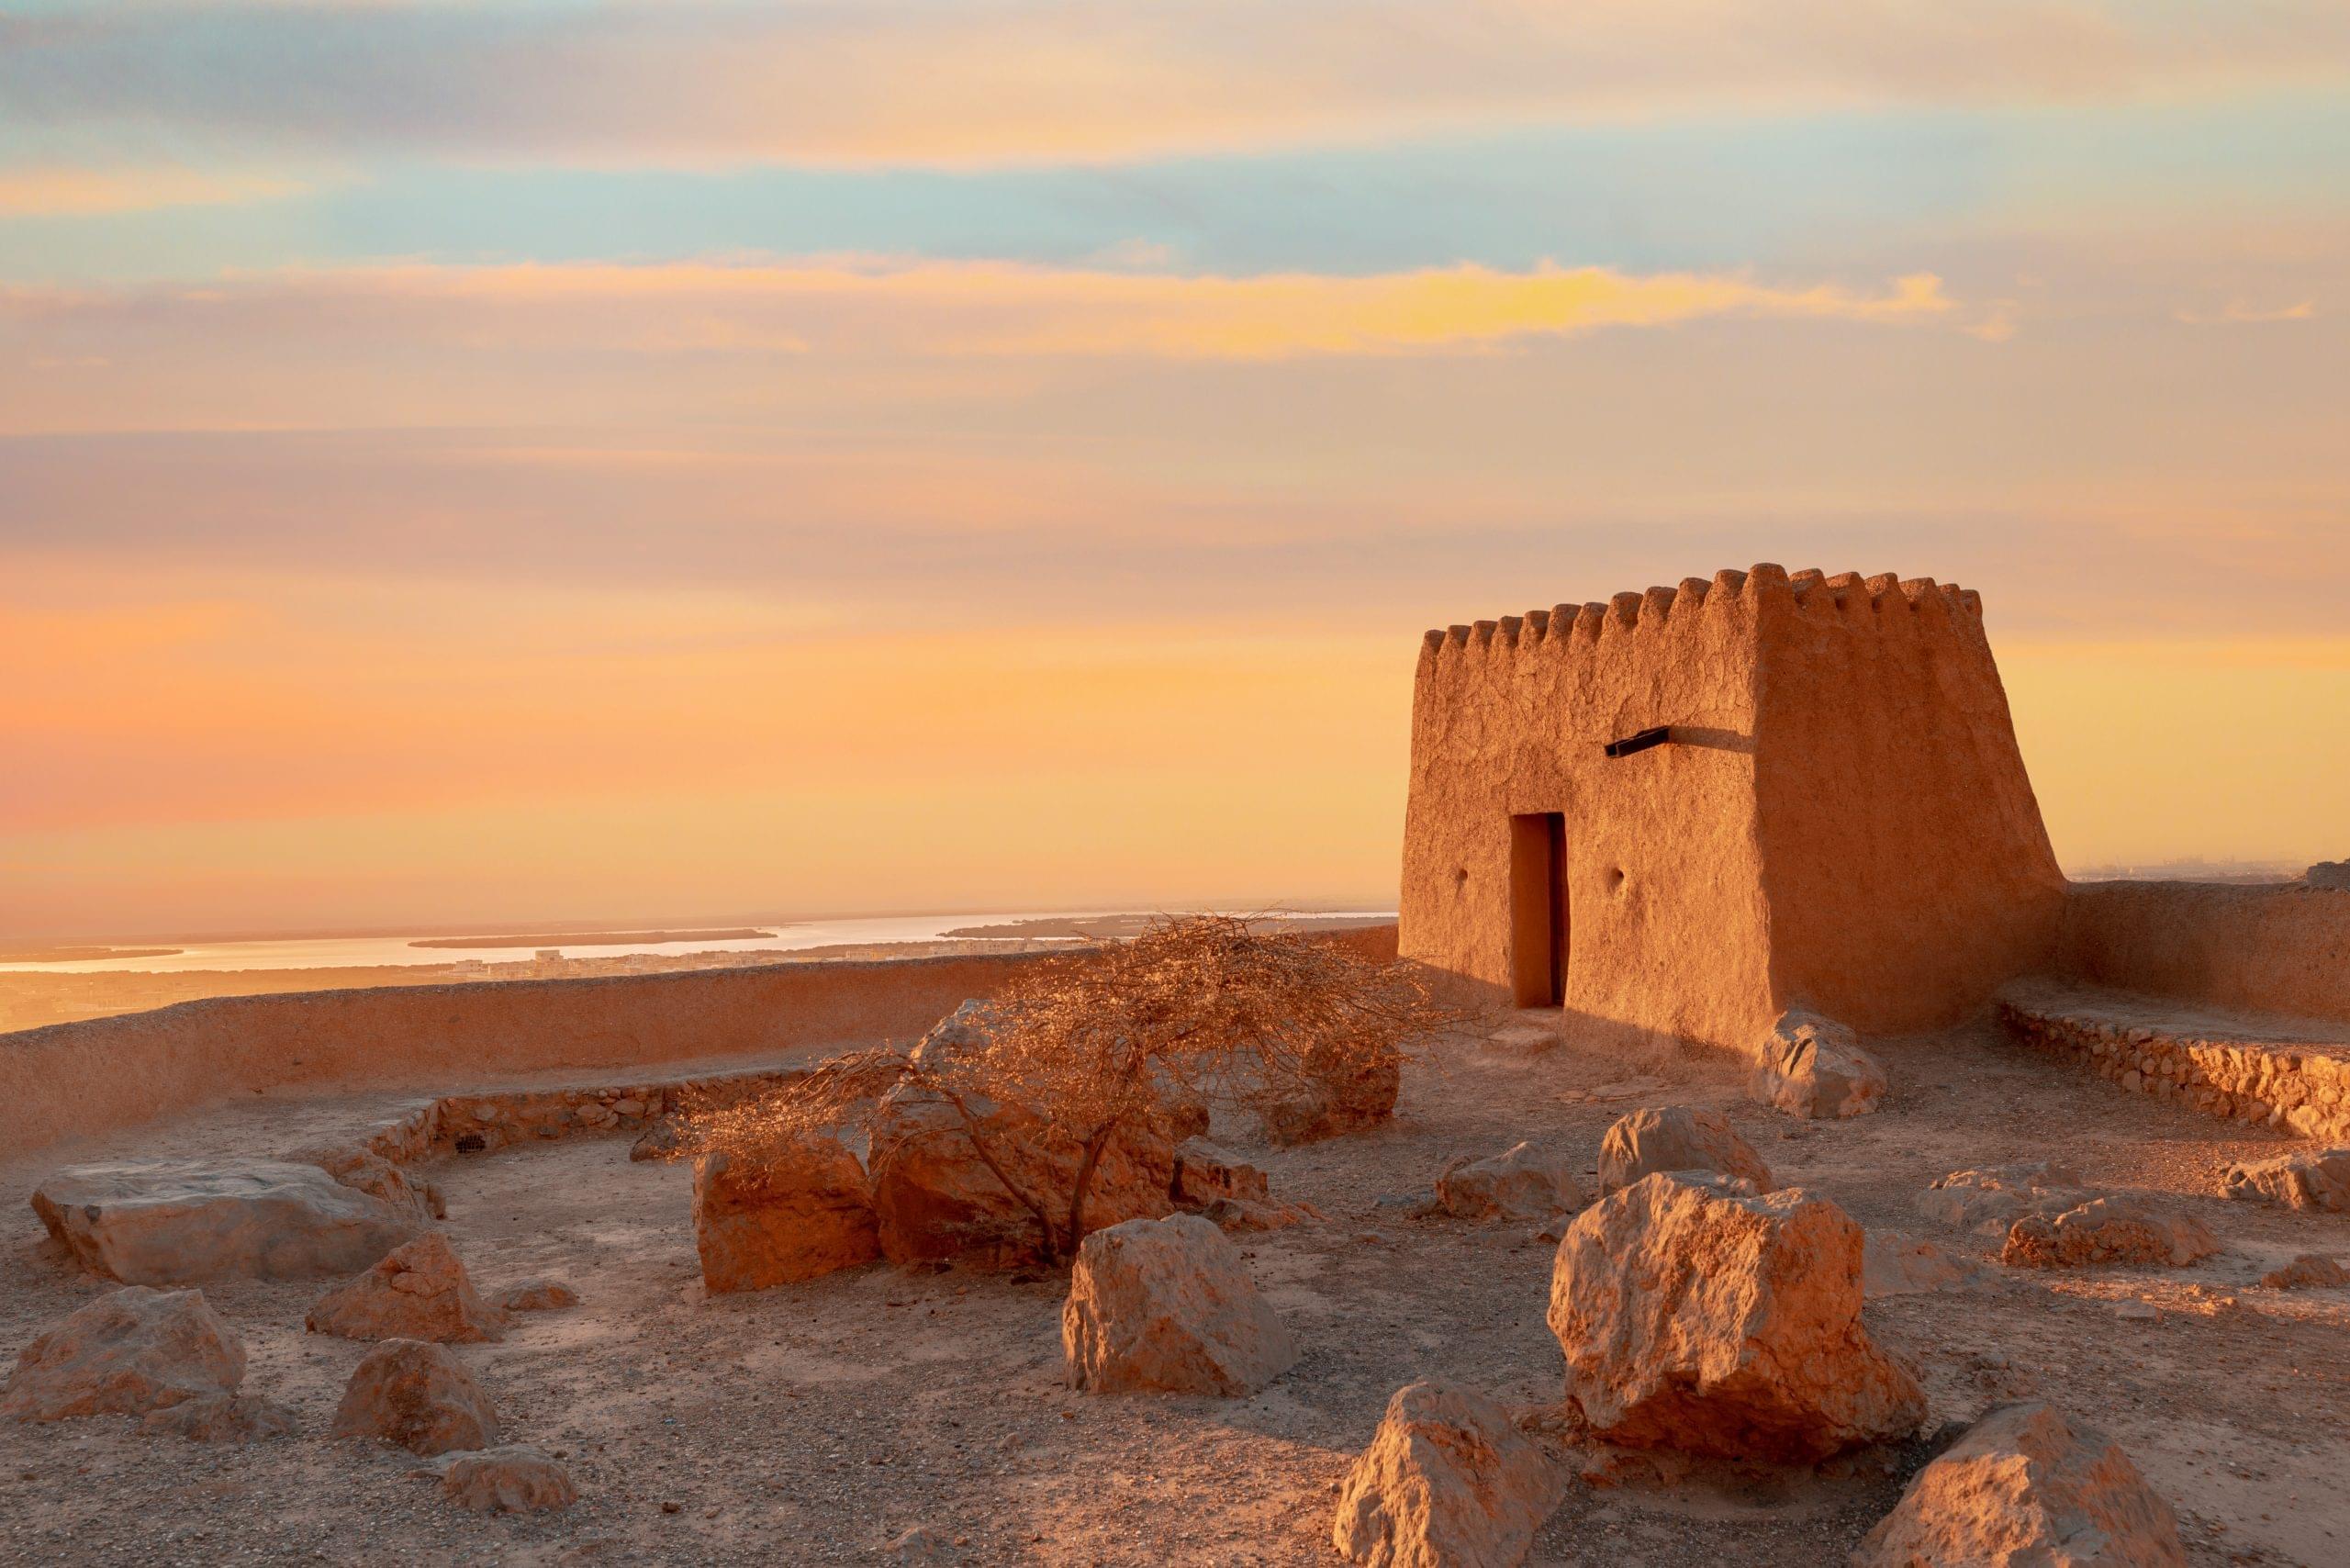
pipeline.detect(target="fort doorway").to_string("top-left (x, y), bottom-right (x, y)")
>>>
top-left (1508, 812), bottom-right (1568, 1007)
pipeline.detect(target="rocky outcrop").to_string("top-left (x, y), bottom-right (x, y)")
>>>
top-left (2001, 1196), bottom-right (2220, 1270)
top-left (1853, 1402), bottom-right (2186, 1567)
top-left (331, 1338), bottom-right (499, 1455)
top-left (867, 1008), bottom-right (1177, 1269)
top-left (1436, 1143), bottom-right (1582, 1222)
top-left (1915, 1162), bottom-right (2085, 1238)
top-left (1863, 1233), bottom-right (1989, 1299)
top-left (2306, 859), bottom-right (2350, 890)
top-left (307, 1231), bottom-right (506, 1342)
top-left (30, 1159), bottom-right (421, 1284)
top-left (2261, 1253), bottom-right (2348, 1289)
top-left (1, 1287), bottom-right (244, 1423)
top-left (437, 1446), bottom-right (577, 1514)
top-left (2221, 1148), bottom-right (2350, 1213)
top-left (1595, 1108), bottom-right (1773, 1196)
top-left (141, 1392), bottom-right (298, 1442)
top-left (498, 1278), bottom-right (579, 1313)
top-left (1748, 1011), bottom-right (1886, 1120)
top-left (1330, 1379), bottom-right (1560, 1568)
top-left (693, 1137), bottom-right (881, 1293)
top-left (1062, 1214), bottom-right (1296, 1396)
top-left (1549, 1173), bottom-right (1924, 1461)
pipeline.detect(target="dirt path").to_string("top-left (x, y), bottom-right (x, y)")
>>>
top-left (2, 1011), bottom-right (2344, 1564)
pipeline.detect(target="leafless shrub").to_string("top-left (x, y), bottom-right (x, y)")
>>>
top-left (690, 914), bottom-right (1455, 1260)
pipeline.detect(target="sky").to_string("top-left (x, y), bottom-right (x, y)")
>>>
top-left (3, 1), bottom-right (2347, 940)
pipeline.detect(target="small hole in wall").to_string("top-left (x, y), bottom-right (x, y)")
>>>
top-left (1453, 868), bottom-right (1469, 887)
top-left (1606, 868), bottom-right (1627, 893)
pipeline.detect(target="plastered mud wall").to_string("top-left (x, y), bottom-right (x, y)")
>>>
top-left (2055, 881), bottom-right (2350, 1025)
top-left (1400, 569), bottom-right (1775, 1051)
top-left (1399, 565), bottom-right (2064, 1052)
top-left (1753, 568), bottom-right (2065, 1034)
top-left (0, 925), bottom-right (1403, 1156)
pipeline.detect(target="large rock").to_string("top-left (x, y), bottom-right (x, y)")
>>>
top-left (31, 1159), bottom-right (420, 1284)
top-left (867, 1005), bottom-right (1176, 1269)
top-left (331, 1338), bottom-right (499, 1455)
top-left (1172, 1138), bottom-right (1269, 1205)
top-left (2221, 1148), bottom-right (2350, 1213)
top-left (141, 1392), bottom-right (298, 1443)
top-left (1062, 1213), bottom-right (1295, 1395)
top-left (1437, 1143), bottom-right (1582, 1222)
top-left (693, 1137), bottom-right (881, 1292)
top-left (437, 1446), bottom-right (577, 1514)
top-left (2001, 1196), bottom-right (2221, 1271)
top-left (1549, 1172), bottom-right (1925, 1461)
top-left (2261, 1253), bottom-right (2348, 1290)
top-left (1331, 1379), bottom-right (1560, 1568)
top-left (1853, 1402), bottom-right (2186, 1567)
top-left (1749, 1011), bottom-right (1886, 1120)
top-left (1915, 1162), bottom-right (2085, 1238)
top-left (1595, 1107), bottom-right (1773, 1196)
top-left (1, 1287), bottom-right (244, 1423)
top-left (307, 1231), bottom-right (505, 1342)
top-left (292, 1143), bottom-right (442, 1228)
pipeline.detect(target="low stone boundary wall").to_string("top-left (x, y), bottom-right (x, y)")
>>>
top-left (2056, 880), bottom-right (2350, 1025)
top-left (341, 1062), bottom-right (808, 1167)
top-left (1997, 980), bottom-right (2350, 1140)
top-left (0, 923), bottom-right (1401, 1156)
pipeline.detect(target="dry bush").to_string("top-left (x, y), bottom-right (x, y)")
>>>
top-left (690, 914), bottom-right (1455, 1260)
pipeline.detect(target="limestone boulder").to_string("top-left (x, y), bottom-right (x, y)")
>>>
top-left (694, 1137), bottom-right (880, 1293)
top-left (2001, 1196), bottom-right (2220, 1271)
top-left (1, 1286), bottom-right (244, 1423)
top-left (1915, 1162), bottom-right (2085, 1238)
top-left (2221, 1148), bottom-right (2350, 1213)
top-left (331, 1338), bottom-right (499, 1455)
top-left (437, 1446), bottom-right (577, 1514)
top-left (307, 1231), bottom-right (505, 1343)
top-left (1331, 1379), bottom-right (1561, 1568)
top-left (1262, 1038), bottom-right (1403, 1145)
top-left (2261, 1253), bottom-right (2348, 1290)
top-left (1549, 1172), bottom-right (1925, 1461)
top-left (1172, 1138), bottom-right (1269, 1206)
top-left (1595, 1107), bottom-right (1773, 1196)
top-left (31, 1159), bottom-right (420, 1284)
top-left (1863, 1233), bottom-right (1989, 1299)
top-left (1852, 1402), bottom-right (2186, 1567)
top-left (1062, 1213), bottom-right (1295, 1395)
top-left (141, 1392), bottom-right (298, 1443)
top-left (1437, 1142), bottom-right (1582, 1222)
top-left (1749, 1011), bottom-right (1886, 1120)
top-left (867, 1008), bottom-right (1177, 1268)
top-left (498, 1278), bottom-right (580, 1313)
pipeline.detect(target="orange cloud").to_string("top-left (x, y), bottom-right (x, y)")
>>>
top-left (0, 165), bottom-right (304, 216)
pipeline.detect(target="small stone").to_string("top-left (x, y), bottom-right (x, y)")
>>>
top-left (1435, 1142), bottom-right (1582, 1222)
top-left (1595, 1107), bottom-right (1773, 1195)
top-left (1747, 1010), bottom-right (1886, 1120)
top-left (498, 1278), bottom-right (580, 1313)
top-left (306, 1232), bottom-right (505, 1343)
top-left (437, 1445), bottom-right (576, 1513)
top-left (2260, 1253), bottom-right (2348, 1290)
top-left (331, 1339), bottom-right (499, 1455)
top-left (2221, 1148), bottom-right (2350, 1213)
top-left (2112, 1300), bottom-right (2159, 1322)
top-left (140, 1393), bottom-right (298, 1443)
top-left (2001, 1196), bottom-right (2220, 1271)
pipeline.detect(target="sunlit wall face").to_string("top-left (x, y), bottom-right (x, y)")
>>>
top-left (3, 3), bottom-right (2346, 938)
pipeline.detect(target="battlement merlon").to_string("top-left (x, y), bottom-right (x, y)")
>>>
top-left (1415, 564), bottom-right (1986, 678)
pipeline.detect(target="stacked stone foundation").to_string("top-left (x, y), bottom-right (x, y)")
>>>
top-left (1997, 990), bottom-right (2350, 1140)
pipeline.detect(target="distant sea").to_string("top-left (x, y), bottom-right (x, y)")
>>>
top-left (6, 910), bottom-right (1396, 976)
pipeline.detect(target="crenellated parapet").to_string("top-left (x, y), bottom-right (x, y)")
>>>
top-left (1416, 564), bottom-right (1987, 687)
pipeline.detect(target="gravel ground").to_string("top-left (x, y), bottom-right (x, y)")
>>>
top-left (2, 1010), bottom-right (2345, 1565)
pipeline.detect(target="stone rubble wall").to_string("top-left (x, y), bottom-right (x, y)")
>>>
top-left (1997, 991), bottom-right (2350, 1141)
top-left (339, 1064), bottom-right (808, 1167)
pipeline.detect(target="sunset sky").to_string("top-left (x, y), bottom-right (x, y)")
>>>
top-left (4, 2), bottom-right (2346, 940)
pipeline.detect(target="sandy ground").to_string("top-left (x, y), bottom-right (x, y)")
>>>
top-left (3, 1010), bottom-right (2346, 1566)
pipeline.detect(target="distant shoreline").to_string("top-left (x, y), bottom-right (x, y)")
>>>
top-left (0, 946), bottom-right (184, 966)
top-left (409, 928), bottom-right (775, 950)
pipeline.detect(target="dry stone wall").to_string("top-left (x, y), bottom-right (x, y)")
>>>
top-left (1998, 982), bottom-right (2350, 1140)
